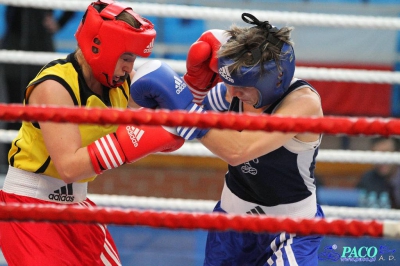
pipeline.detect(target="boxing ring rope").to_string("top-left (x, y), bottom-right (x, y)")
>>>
top-left (86, 193), bottom-right (400, 221)
top-left (1, 0), bottom-right (400, 241)
top-left (0, 203), bottom-right (394, 238)
top-left (1, 50), bottom-right (400, 84)
top-left (1, 0), bottom-right (400, 30)
top-left (1, 1), bottom-right (400, 83)
top-left (1, 104), bottom-right (399, 135)
top-left (0, 103), bottom-right (400, 228)
top-left (1, 128), bottom-right (399, 164)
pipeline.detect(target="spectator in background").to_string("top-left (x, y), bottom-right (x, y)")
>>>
top-left (1, 7), bottom-right (75, 123)
top-left (356, 137), bottom-right (400, 209)
top-left (0, 7), bottom-right (75, 169)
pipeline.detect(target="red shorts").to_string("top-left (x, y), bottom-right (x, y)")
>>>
top-left (0, 191), bottom-right (121, 266)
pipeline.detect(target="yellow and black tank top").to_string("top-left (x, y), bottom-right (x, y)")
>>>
top-left (8, 52), bottom-right (130, 182)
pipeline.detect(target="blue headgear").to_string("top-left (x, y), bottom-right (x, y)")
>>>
top-left (218, 13), bottom-right (295, 108)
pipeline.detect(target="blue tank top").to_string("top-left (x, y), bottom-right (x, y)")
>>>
top-left (226, 79), bottom-right (320, 206)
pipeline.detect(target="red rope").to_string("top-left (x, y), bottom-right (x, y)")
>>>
top-left (0, 204), bottom-right (383, 238)
top-left (0, 104), bottom-right (399, 136)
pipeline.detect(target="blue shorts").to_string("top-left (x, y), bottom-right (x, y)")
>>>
top-left (203, 202), bottom-right (324, 266)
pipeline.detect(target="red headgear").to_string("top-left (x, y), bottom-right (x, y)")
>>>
top-left (75, 0), bottom-right (156, 87)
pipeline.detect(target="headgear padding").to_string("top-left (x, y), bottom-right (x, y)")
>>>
top-left (218, 43), bottom-right (295, 108)
top-left (75, 0), bottom-right (156, 87)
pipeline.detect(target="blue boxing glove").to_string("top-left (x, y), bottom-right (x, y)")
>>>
top-left (131, 60), bottom-right (191, 110)
top-left (203, 82), bottom-right (230, 112)
top-left (131, 60), bottom-right (209, 140)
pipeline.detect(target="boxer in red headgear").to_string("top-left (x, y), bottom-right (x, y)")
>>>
top-left (0, 1), bottom-right (184, 265)
top-left (75, 0), bottom-right (156, 87)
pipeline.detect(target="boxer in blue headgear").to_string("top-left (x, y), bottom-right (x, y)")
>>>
top-left (200, 13), bottom-right (324, 266)
top-left (218, 13), bottom-right (296, 108)
top-left (130, 11), bottom-right (324, 266)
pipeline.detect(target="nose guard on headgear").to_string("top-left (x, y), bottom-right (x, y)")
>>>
top-left (75, 0), bottom-right (156, 88)
top-left (218, 43), bottom-right (295, 108)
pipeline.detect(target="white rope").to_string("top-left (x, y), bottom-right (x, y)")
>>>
top-left (0, 129), bottom-right (398, 164)
top-left (1, 50), bottom-right (400, 84)
top-left (88, 193), bottom-right (400, 221)
top-left (0, 50), bottom-right (187, 75)
top-left (89, 194), bottom-right (217, 212)
top-left (1, 129), bottom-right (397, 220)
top-left (316, 150), bottom-right (400, 164)
top-left (170, 144), bottom-right (400, 164)
top-left (294, 67), bottom-right (400, 85)
top-left (0, 130), bottom-right (19, 144)
top-left (1, 0), bottom-right (400, 30)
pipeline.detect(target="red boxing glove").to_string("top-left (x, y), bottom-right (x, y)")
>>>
top-left (183, 29), bottom-right (230, 104)
top-left (87, 124), bottom-right (184, 174)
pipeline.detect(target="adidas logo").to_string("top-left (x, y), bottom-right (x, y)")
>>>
top-left (219, 66), bottom-right (234, 83)
top-left (144, 38), bottom-right (154, 53)
top-left (48, 183), bottom-right (75, 202)
top-left (246, 206), bottom-right (265, 215)
top-left (126, 125), bottom-right (144, 147)
top-left (174, 76), bottom-right (186, 94)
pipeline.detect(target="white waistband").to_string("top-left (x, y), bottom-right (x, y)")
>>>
top-left (2, 166), bottom-right (87, 204)
top-left (221, 181), bottom-right (317, 218)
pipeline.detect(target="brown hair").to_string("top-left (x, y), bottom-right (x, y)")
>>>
top-left (116, 11), bottom-right (141, 29)
top-left (218, 24), bottom-right (294, 74)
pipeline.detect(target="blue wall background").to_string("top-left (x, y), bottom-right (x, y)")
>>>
top-left (0, 6), bottom-right (205, 57)
top-left (0, 5), bottom-right (5, 37)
